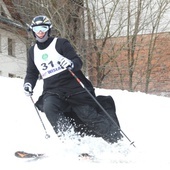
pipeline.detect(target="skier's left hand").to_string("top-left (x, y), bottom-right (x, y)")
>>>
top-left (24, 82), bottom-right (33, 96)
top-left (59, 58), bottom-right (74, 69)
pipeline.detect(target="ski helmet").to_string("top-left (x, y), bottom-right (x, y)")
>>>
top-left (29, 15), bottom-right (52, 43)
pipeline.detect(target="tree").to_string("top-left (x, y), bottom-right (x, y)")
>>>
top-left (83, 0), bottom-right (170, 94)
top-left (5, 0), bottom-right (170, 94)
top-left (84, 0), bottom-right (123, 87)
top-left (125, 0), bottom-right (170, 92)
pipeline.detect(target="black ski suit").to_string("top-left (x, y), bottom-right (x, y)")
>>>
top-left (24, 37), bottom-right (122, 143)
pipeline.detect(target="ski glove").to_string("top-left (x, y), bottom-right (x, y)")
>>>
top-left (24, 83), bottom-right (33, 96)
top-left (59, 58), bottom-right (74, 70)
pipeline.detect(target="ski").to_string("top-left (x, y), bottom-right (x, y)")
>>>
top-left (15, 151), bottom-right (45, 159)
top-left (15, 151), bottom-right (94, 160)
top-left (78, 153), bottom-right (94, 160)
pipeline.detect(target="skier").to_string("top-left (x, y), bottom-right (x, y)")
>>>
top-left (24, 15), bottom-right (122, 143)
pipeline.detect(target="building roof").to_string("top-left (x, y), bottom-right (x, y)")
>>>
top-left (0, 0), bottom-right (27, 37)
top-left (2, 0), bottom-right (23, 24)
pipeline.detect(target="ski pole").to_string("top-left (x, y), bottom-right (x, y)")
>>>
top-left (30, 96), bottom-right (50, 139)
top-left (67, 68), bottom-right (135, 147)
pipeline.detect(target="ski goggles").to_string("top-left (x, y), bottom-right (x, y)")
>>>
top-left (32, 25), bottom-right (49, 33)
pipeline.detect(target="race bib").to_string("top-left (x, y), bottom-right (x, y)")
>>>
top-left (34, 38), bottom-right (66, 79)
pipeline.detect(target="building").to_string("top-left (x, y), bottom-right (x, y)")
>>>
top-left (0, 0), bottom-right (170, 97)
top-left (0, 0), bottom-right (27, 78)
top-left (89, 32), bottom-right (170, 97)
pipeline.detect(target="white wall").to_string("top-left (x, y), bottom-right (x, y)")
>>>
top-left (0, 28), bottom-right (27, 78)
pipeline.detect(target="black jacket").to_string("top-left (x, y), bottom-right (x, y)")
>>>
top-left (24, 37), bottom-right (94, 98)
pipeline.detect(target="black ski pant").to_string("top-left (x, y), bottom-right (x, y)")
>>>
top-left (43, 95), bottom-right (122, 143)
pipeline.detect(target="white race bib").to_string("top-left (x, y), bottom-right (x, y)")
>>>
top-left (34, 38), bottom-right (66, 79)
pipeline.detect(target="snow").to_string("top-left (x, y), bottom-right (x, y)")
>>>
top-left (0, 76), bottom-right (170, 170)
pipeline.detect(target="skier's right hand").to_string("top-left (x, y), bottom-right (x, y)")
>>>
top-left (24, 83), bottom-right (33, 96)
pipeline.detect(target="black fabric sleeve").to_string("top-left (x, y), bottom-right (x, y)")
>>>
top-left (55, 38), bottom-right (83, 72)
top-left (24, 46), bottom-right (39, 89)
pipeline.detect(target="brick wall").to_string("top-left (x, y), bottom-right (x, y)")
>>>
top-left (88, 32), bottom-right (170, 97)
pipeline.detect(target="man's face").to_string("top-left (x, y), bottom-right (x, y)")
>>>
top-left (32, 25), bottom-right (49, 38)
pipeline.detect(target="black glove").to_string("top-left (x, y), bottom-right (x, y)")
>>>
top-left (59, 58), bottom-right (74, 69)
top-left (24, 83), bottom-right (33, 96)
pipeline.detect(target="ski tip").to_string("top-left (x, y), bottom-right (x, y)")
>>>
top-left (78, 153), bottom-right (94, 160)
top-left (15, 151), bottom-right (44, 158)
top-left (15, 151), bottom-right (27, 158)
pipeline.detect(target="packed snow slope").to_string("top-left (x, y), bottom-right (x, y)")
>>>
top-left (0, 76), bottom-right (170, 170)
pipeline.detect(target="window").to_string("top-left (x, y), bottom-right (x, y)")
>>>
top-left (8, 38), bottom-right (15, 56)
top-left (8, 73), bottom-right (16, 78)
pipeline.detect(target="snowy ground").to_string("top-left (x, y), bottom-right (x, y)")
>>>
top-left (0, 76), bottom-right (170, 170)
